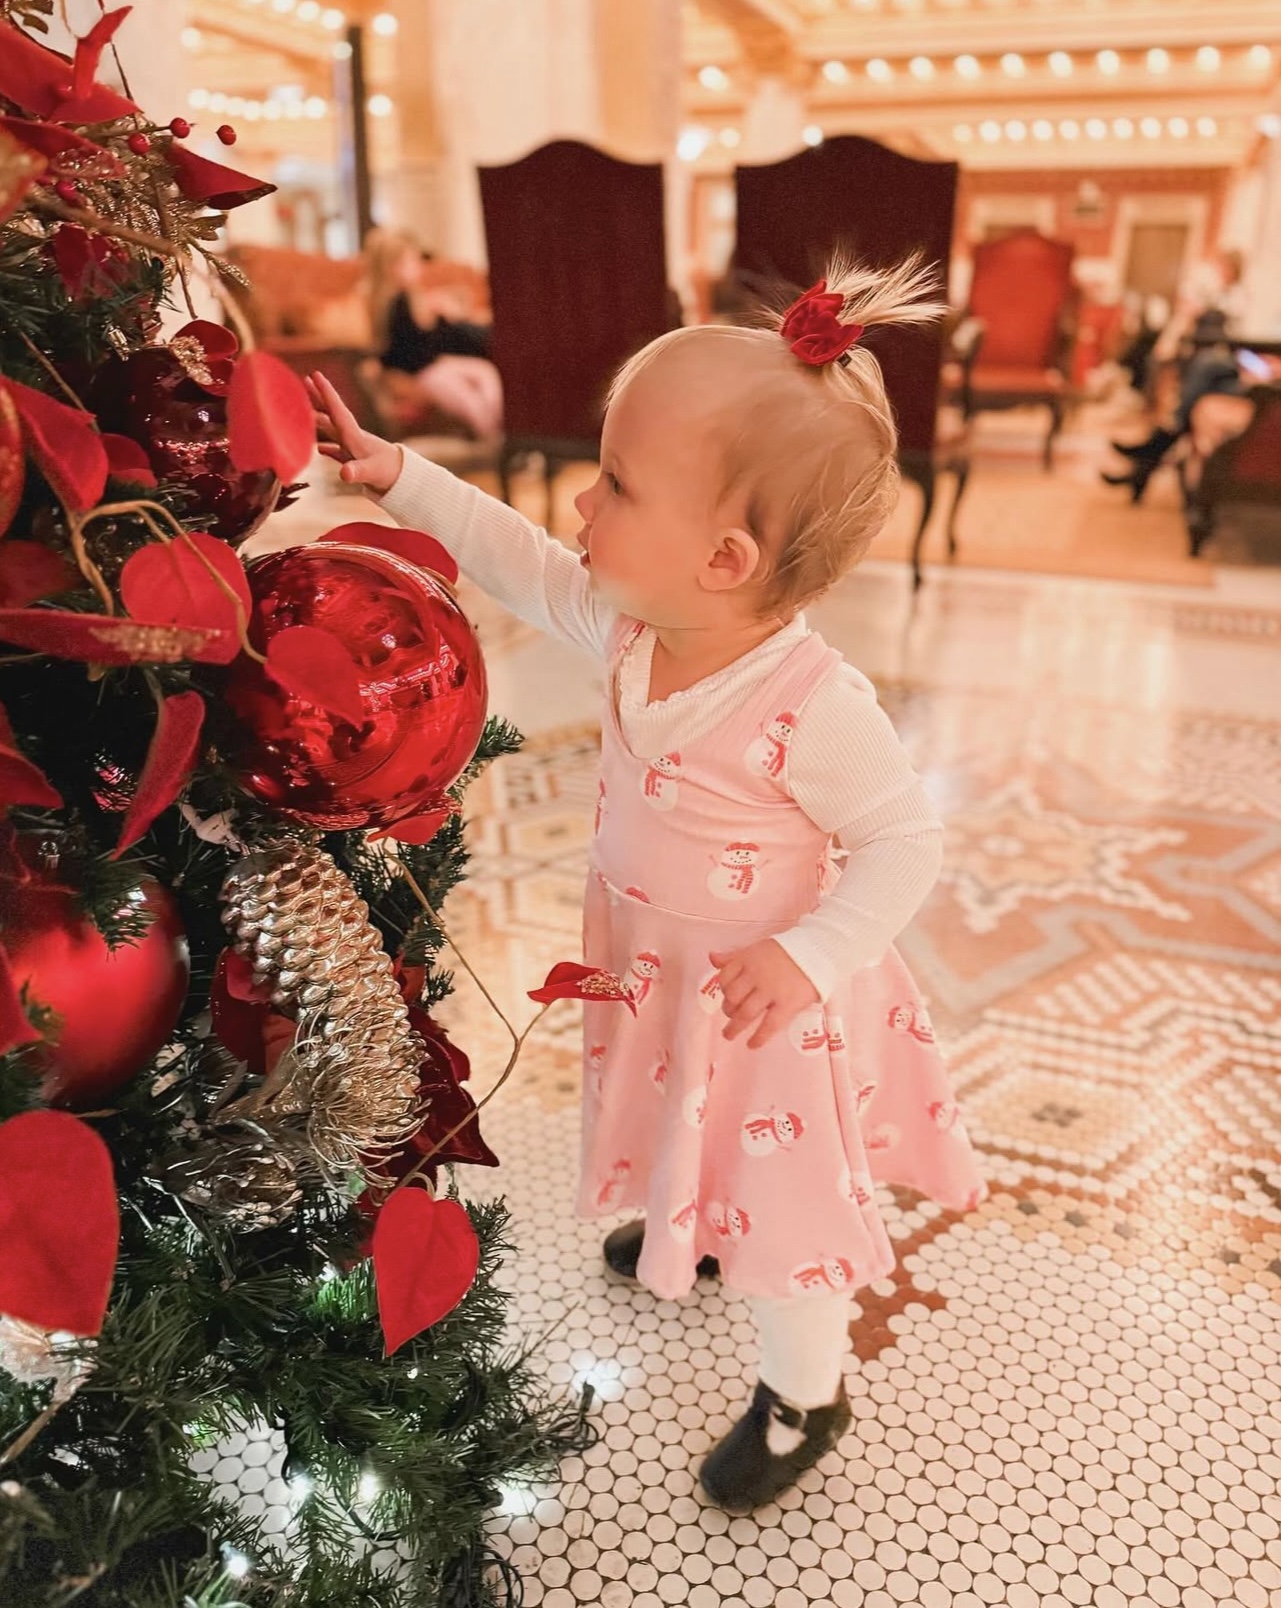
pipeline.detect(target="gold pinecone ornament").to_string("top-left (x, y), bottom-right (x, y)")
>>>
top-left (219, 837), bottom-right (425, 1177)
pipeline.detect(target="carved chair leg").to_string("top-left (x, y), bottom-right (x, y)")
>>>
top-left (946, 456), bottom-right (971, 558)
top-left (1043, 398), bottom-right (1065, 470)
top-left (910, 462), bottom-right (937, 590)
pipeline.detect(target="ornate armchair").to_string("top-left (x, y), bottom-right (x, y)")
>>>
top-left (950, 229), bottom-right (1077, 468)
top-left (732, 134), bottom-right (966, 588)
top-left (478, 140), bottom-right (674, 524)
top-left (1181, 382), bottom-right (1281, 557)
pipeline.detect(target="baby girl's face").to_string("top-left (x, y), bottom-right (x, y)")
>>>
top-left (572, 352), bottom-right (757, 628)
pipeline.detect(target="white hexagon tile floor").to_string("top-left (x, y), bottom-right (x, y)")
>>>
top-left (204, 549), bottom-right (1281, 1607)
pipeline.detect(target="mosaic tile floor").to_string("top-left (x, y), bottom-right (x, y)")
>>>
top-left (232, 463), bottom-right (1281, 1606)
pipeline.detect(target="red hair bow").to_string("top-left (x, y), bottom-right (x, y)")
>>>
top-left (780, 280), bottom-right (864, 366)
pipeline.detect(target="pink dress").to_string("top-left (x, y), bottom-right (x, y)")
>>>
top-left (578, 619), bottom-right (988, 1302)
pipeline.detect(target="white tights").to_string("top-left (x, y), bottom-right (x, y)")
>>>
top-left (743, 1292), bottom-right (851, 1409)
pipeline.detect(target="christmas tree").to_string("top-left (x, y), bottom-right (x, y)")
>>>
top-left (0, 7), bottom-right (612, 1603)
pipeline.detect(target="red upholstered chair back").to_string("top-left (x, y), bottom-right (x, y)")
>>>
top-left (478, 141), bottom-right (671, 448)
top-left (969, 230), bottom-right (1076, 370)
top-left (1228, 388), bottom-right (1281, 487)
top-left (732, 135), bottom-right (958, 457)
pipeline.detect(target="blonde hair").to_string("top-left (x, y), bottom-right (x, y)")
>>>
top-left (609, 255), bottom-right (946, 617)
top-left (363, 226), bottom-right (420, 349)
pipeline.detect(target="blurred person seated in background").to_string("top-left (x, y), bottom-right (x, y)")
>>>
top-left (365, 227), bottom-right (503, 440)
top-left (1101, 251), bottom-right (1263, 503)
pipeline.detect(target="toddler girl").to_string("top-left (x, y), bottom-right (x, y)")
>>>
top-left (309, 256), bottom-right (987, 1513)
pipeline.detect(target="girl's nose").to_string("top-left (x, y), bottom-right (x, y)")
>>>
top-left (574, 481), bottom-right (597, 521)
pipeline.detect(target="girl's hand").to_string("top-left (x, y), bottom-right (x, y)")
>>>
top-left (307, 370), bottom-right (402, 495)
top-left (709, 940), bottom-right (819, 1050)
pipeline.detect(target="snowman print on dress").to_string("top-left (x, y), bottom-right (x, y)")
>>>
top-left (595, 1159), bottom-right (632, 1208)
top-left (887, 1002), bottom-right (935, 1043)
top-left (826, 1016), bottom-right (846, 1055)
top-left (594, 778), bottom-right (606, 835)
top-left (623, 886), bottom-right (651, 903)
top-left (706, 1200), bottom-right (752, 1240)
top-left (623, 951), bottom-right (661, 1007)
top-left (682, 1085), bottom-right (708, 1129)
top-left (855, 1080), bottom-right (878, 1112)
top-left (864, 1121), bottom-right (901, 1153)
top-left (837, 1165), bottom-right (875, 1208)
top-left (927, 1099), bottom-right (959, 1132)
top-left (744, 711), bottom-right (798, 781)
top-left (707, 842), bottom-right (764, 901)
top-left (788, 1004), bottom-right (829, 1055)
top-left (741, 1109), bottom-right (805, 1156)
top-left (649, 1048), bottom-right (670, 1093)
top-left (586, 1043), bottom-right (607, 1099)
top-left (789, 1256), bottom-right (856, 1295)
top-left (669, 1198), bottom-right (699, 1243)
top-left (696, 970), bottom-right (724, 1016)
top-left (641, 751), bottom-right (681, 811)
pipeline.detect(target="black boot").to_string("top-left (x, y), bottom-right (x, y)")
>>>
top-left (1109, 425), bottom-right (1179, 461)
top-left (1101, 426), bottom-right (1179, 503)
top-left (602, 1219), bottom-right (719, 1282)
top-left (699, 1380), bottom-right (852, 1512)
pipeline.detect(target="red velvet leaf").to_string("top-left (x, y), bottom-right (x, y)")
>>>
top-left (226, 350), bottom-right (314, 480)
top-left (7, 378), bottom-right (107, 513)
top-left (0, 607), bottom-right (235, 666)
top-left (0, 944), bottom-right (42, 1056)
top-left (368, 799), bottom-right (457, 845)
top-left (71, 6), bottom-right (131, 101)
top-left (51, 227), bottom-right (130, 299)
top-left (120, 532), bottom-right (250, 650)
top-left (528, 961), bottom-right (637, 1014)
top-left (0, 19), bottom-right (137, 122)
top-left (373, 1191), bottom-right (480, 1354)
top-left (167, 143), bottom-right (275, 210)
top-left (101, 432), bottom-right (157, 487)
top-left (111, 691), bottom-right (204, 858)
top-left (0, 1109), bottom-right (120, 1336)
top-left (0, 700), bottom-right (61, 809)
top-left (210, 948), bottom-right (277, 1072)
top-left (320, 523), bottom-right (460, 587)
top-left (0, 541), bottom-right (77, 608)
top-left (0, 116), bottom-right (121, 175)
top-left (174, 319), bottom-right (239, 362)
top-left (265, 625), bottom-right (364, 725)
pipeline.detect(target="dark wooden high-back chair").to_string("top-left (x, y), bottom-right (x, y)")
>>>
top-left (958, 229), bottom-right (1077, 467)
top-left (478, 140), bottom-right (674, 522)
top-left (1183, 382), bottom-right (1281, 556)
top-left (732, 134), bottom-right (961, 580)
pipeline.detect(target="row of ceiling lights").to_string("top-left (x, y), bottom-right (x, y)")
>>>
top-left (186, 86), bottom-right (395, 119)
top-left (184, 5), bottom-right (400, 38)
top-left (697, 44), bottom-right (1275, 91)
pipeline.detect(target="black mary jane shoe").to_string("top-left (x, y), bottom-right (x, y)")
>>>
top-left (699, 1380), bottom-right (852, 1513)
top-left (602, 1219), bottom-right (719, 1282)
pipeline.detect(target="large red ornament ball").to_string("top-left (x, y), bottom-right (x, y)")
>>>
top-left (0, 867), bottom-right (190, 1108)
top-left (90, 348), bottom-right (279, 544)
top-left (0, 378), bottom-right (22, 539)
top-left (224, 542), bottom-right (488, 830)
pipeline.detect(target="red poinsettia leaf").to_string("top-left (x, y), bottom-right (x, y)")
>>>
top-left (0, 19), bottom-right (137, 122)
top-left (110, 690), bottom-right (204, 858)
top-left (70, 7), bottom-right (130, 102)
top-left (0, 116), bottom-right (121, 176)
top-left (265, 625), bottom-right (364, 726)
top-left (0, 542), bottom-right (77, 608)
top-left (0, 944), bottom-right (42, 1056)
top-left (226, 349), bottom-right (314, 480)
top-left (210, 948), bottom-right (279, 1072)
top-left (50, 226), bottom-right (129, 299)
top-left (0, 125), bottom-right (46, 228)
top-left (223, 947), bottom-right (274, 1004)
top-left (528, 960), bottom-right (638, 1014)
top-left (319, 523), bottom-right (460, 587)
top-left (167, 143), bottom-right (275, 210)
top-left (368, 798), bottom-right (457, 845)
top-left (0, 607), bottom-right (235, 666)
top-left (394, 960), bottom-right (427, 1008)
top-left (7, 378), bottom-right (107, 513)
top-left (101, 432), bottom-right (157, 487)
top-left (408, 1034), bottom-right (498, 1170)
top-left (373, 1190), bottom-right (480, 1354)
top-left (120, 532), bottom-right (250, 648)
top-left (0, 1109), bottom-right (120, 1336)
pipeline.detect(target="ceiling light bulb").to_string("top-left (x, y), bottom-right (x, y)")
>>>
top-left (1247, 46), bottom-right (1273, 71)
top-left (1196, 46), bottom-right (1220, 72)
top-left (910, 56), bottom-right (935, 81)
top-left (867, 58), bottom-right (893, 83)
top-left (698, 65), bottom-right (729, 91)
top-left (1097, 50), bottom-right (1120, 76)
top-left (371, 11), bottom-right (398, 34)
top-left (1258, 113), bottom-right (1281, 138)
top-left (979, 119), bottom-right (1001, 142)
top-left (821, 60), bottom-right (850, 84)
top-left (1146, 48), bottom-right (1170, 74)
top-left (1196, 116), bottom-right (1217, 137)
top-left (1168, 116), bottom-right (1189, 137)
top-left (1140, 117), bottom-right (1161, 137)
top-left (1059, 119), bottom-right (1080, 140)
top-left (954, 55), bottom-right (981, 80)
top-left (719, 127), bottom-right (741, 147)
top-left (366, 94), bottom-right (391, 117)
top-left (1000, 53), bottom-right (1026, 78)
top-left (953, 123), bottom-right (973, 142)
top-left (1085, 117), bottom-right (1107, 139)
top-left (802, 124), bottom-right (824, 146)
top-left (677, 126), bottom-right (710, 161)
top-left (1005, 120), bottom-right (1027, 141)
top-left (1113, 118), bottom-right (1134, 138)
top-left (1032, 119), bottom-right (1053, 140)
top-left (1048, 52), bottom-right (1072, 78)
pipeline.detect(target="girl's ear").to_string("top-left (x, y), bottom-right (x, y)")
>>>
top-left (702, 526), bottom-right (761, 593)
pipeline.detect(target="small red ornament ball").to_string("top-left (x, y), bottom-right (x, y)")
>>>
top-left (54, 180), bottom-right (79, 205)
top-left (168, 117), bottom-right (191, 139)
top-left (126, 132), bottom-right (151, 155)
top-left (216, 124), bottom-right (237, 146)
top-left (225, 542), bottom-right (489, 830)
top-left (0, 866), bottom-right (190, 1108)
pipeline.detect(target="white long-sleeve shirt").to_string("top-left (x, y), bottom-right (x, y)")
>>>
top-left (382, 449), bottom-right (942, 1003)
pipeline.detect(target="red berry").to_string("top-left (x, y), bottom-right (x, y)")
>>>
top-left (127, 132), bottom-right (151, 155)
top-left (54, 180), bottom-right (80, 205)
top-left (168, 117), bottom-right (191, 139)
top-left (216, 124), bottom-right (237, 146)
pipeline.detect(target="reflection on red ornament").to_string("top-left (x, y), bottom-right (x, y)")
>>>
top-left (224, 542), bottom-right (488, 830)
top-left (0, 863), bottom-right (189, 1108)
